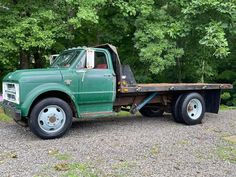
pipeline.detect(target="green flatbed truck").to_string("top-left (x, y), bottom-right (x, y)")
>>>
top-left (2, 44), bottom-right (233, 139)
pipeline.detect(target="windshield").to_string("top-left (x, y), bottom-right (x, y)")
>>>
top-left (51, 50), bottom-right (81, 68)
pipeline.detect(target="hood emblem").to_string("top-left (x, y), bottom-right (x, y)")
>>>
top-left (64, 80), bottom-right (72, 85)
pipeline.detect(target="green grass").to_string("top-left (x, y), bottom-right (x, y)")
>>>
top-left (48, 149), bottom-right (71, 161)
top-left (112, 161), bottom-right (136, 170)
top-left (216, 135), bottom-right (236, 164)
top-left (116, 111), bottom-right (132, 117)
top-left (223, 135), bottom-right (236, 144)
top-left (149, 144), bottom-right (159, 156)
top-left (110, 160), bottom-right (137, 177)
top-left (0, 108), bottom-right (11, 122)
top-left (48, 149), bottom-right (101, 176)
top-left (217, 146), bottom-right (236, 164)
top-left (55, 153), bottom-right (71, 161)
top-left (0, 151), bottom-right (18, 163)
top-left (176, 140), bottom-right (191, 145)
top-left (116, 111), bottom-right (141, 117)
top-left (53, 162), bottom-right (100, 177)
top-left (220, 105), bottom-right (236, 110)
top-left (49, 149), bottom-right (101, 176)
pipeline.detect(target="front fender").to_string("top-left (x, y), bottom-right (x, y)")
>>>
top-left (21, 83), bottom-right (78, 117)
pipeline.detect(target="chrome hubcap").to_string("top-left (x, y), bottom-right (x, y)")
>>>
top-left (187, 99), bottom-right (202, 120)
top-left (38, 105), bottom-right (66, 133)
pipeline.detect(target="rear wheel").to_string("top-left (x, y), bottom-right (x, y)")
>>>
top-left (29, 98), bottom-right (73, 139)
top-left (139, 107), bottom-right (164, 117)
top-left (172, 94), bottom-right (184, 123)
top-left (179, 93), bottom-right (206, 125)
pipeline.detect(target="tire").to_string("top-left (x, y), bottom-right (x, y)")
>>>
top-left (179, 93), bottom-right (206, 125)
top-left (172, 94), bottom-right (184, 123)
top-left (139, 106), bottom-right (164, 117)
top-left (29, 97), bottom-right (73, 139)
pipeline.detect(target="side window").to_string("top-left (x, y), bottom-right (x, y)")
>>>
top-left (76, 54), bottom-right (86, 69)
top-left (94, 52), bottom-right (108, 69)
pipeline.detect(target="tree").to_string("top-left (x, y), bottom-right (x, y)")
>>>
top-left (0, 0), bottom-right (236, 90)
top-left (0, 0), bottom-right (107, 70)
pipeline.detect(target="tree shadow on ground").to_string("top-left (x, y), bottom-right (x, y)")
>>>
top-left (70, 113), bottom-right (175, 130)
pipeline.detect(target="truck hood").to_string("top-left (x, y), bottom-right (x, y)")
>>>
top-left (3, 68), bottom-right (64, 83)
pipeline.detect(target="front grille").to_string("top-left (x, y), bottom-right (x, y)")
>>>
top-left (2, 82), bottom-right (20, 104)
top-left (7, 93), bottom-right (16, 101)
top-left (7, 83), bottom-right (15, 91)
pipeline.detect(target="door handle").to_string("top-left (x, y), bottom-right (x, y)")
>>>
top-left (104, 74), bottom-right (112, 77)
top-left (76, 70), bottom-right (87, 82)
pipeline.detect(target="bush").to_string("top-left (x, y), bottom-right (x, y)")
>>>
top-left (232, 99), bottom-right (236, 107)
top-left (221, 92), bottom-right (231, 101)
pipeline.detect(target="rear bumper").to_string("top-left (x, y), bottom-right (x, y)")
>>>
top-left (2, 101), bottom-right (21, 121)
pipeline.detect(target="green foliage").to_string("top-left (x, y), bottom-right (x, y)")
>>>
top-left (0, 0), bottom-right (106, 70)
top-left (221, 92), bottom-right (231, 101)
top-left (232, 98), bottom-right (236, 106)
top-left (199, 21), bottom-right (230, 58)
top-left (220, 105), bottom-right (236, 110)
top-left (0, 0), bottom-right (235, 93)
top-left (67, 0), bottom-right (107, 28)
top-left (134, 1), bottom-right (185, 75)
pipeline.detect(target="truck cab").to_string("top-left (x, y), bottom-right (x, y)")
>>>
top-left (54, 47), bottom-right (117, 116)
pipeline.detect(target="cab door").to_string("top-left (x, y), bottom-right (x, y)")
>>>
top-left (76, 49), bottom-right (116, 115)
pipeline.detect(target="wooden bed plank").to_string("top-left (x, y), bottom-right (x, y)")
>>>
top-left (120, 83), bottom-right (233, 93)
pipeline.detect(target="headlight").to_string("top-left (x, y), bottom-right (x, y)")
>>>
top-left (2, 82), bottom-right (20, 104)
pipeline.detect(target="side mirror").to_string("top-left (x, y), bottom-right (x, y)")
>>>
top-left (49, 54), bottom-right (59, 64)
top-left (86, 49), bottom-right (95, 69)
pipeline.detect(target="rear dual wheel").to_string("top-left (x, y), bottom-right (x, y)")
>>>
top-left (172, 93), bottom-right (206, 125)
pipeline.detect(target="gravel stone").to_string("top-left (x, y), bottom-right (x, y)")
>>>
top-left (0, 110), bottom-right (236, 177)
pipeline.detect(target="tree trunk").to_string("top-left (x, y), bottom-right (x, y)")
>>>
top-left (12, 0), bottom-right (18, 5)
top-left (201, 60), bottom-right (205, 83)
top-left (34, 51), bottom-right (43, 68)
top-left (20, 50), bottom-right (30, 69)
top-left (177, 57), bottom-right (182, 83)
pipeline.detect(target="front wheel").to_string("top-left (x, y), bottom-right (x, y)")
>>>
top-left (29, 98), bottom-right (73, 139)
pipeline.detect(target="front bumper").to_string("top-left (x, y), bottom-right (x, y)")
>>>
top-left (2, 101), bottom-right (21, 121)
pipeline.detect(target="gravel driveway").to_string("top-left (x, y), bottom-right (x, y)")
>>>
top-left (0, 110), bottom-right (236, 177)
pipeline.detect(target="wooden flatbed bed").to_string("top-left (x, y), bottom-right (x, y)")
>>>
top-left (120, 83), bottom-right (233, 93)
